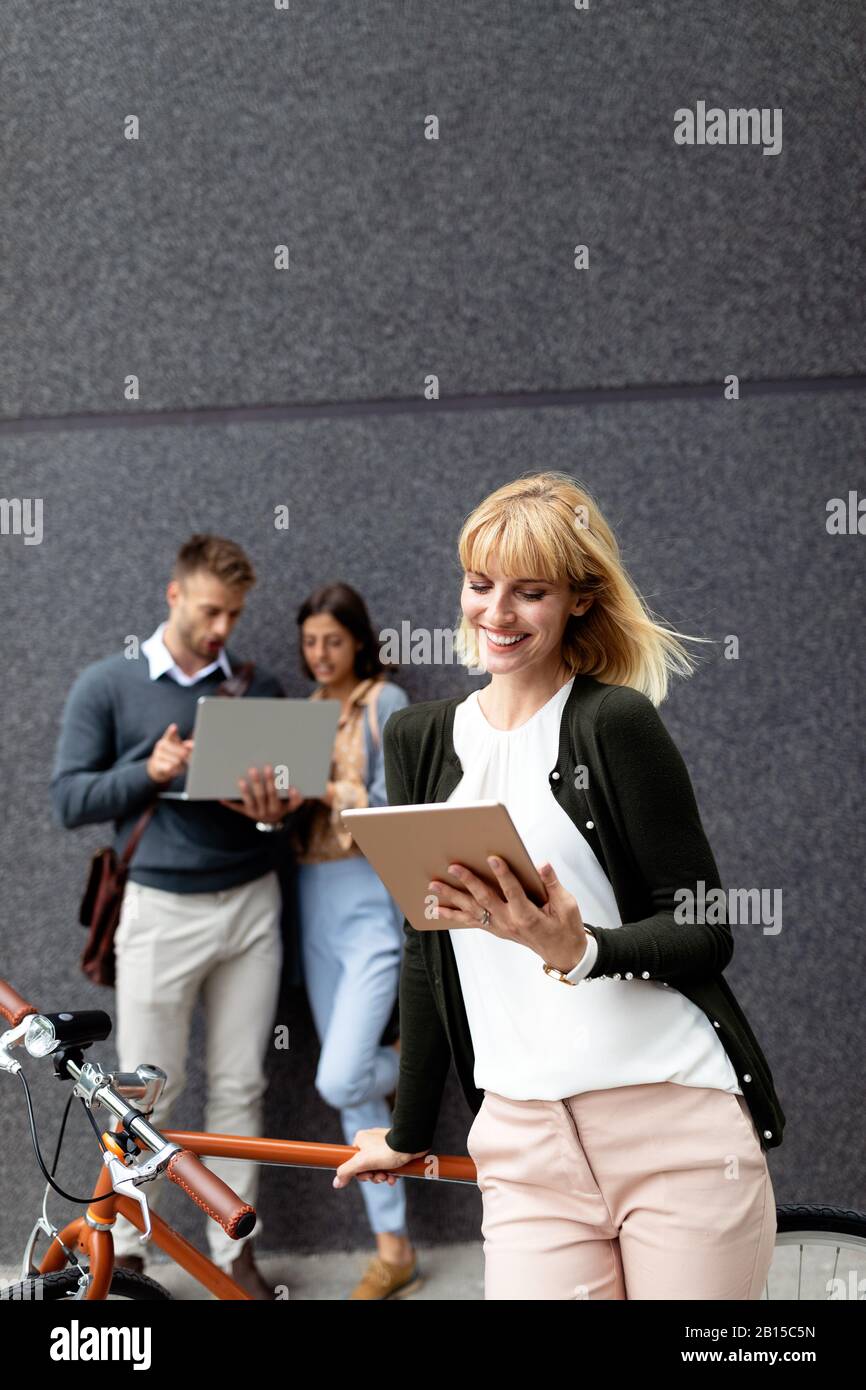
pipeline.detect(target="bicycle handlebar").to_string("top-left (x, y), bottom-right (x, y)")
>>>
top-left (0, 978), bottom-right (39, 1028)
top-left (166, 1150), bottom-right (256, 1238)
top-left (0, 976), bottom-right (255, 1240)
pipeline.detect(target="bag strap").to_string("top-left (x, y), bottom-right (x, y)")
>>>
top-left (119, 804), bottom-right (157, 867)
top-left (215, 660), bottom-right (255, 699)
top-left (118, 659), bottom-right (256, 865)
top-left (366, 679), bottom-right (383, 751)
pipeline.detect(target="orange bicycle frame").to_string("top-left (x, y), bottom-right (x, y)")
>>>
top-left (37, 1129), bottom-right (477, 1300)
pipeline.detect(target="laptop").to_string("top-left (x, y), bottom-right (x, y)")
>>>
top-left (159, 696), bottom-right (340, 800)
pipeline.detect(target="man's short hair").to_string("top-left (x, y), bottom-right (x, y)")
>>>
top-left (172, 534), bottom-right (256, 590)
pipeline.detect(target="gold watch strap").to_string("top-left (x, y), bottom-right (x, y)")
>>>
top-left (542, 927), bottom-right (595, 985)
top-left (542, 961), bottom-right (577, 986)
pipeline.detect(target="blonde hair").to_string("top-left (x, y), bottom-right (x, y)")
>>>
top-left (453, 471), bottom-right (714, 706)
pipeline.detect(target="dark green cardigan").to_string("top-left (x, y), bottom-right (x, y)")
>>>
top-left (382, 673), bottom-right (786, 1156)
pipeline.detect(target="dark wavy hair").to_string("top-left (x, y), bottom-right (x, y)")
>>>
top-left (296, 582), bottom-right (399, 683)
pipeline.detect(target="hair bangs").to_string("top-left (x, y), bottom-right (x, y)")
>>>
top-left (461, 507), bottom-right (568, 587)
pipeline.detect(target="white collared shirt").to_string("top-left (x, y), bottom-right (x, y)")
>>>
top-left (140, 621), bottom-right (232, 687)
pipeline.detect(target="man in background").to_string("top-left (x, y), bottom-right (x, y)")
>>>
top-left (50, 534), bottom-right (293, 1298)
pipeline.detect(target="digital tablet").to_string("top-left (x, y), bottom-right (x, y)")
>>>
top-left (340, 801), bottom-right (549, 932)
top-left (158, 696), bottom-right (340, 801)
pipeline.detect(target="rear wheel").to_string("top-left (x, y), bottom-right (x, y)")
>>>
top-left (0, 1267), bottom-right (173, 1300)
top-left (764, 1205), bottom-right (866, 1299)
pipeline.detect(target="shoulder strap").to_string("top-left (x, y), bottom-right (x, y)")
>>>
top-left (119, 804), bottom-right (158, 867)
top-left (216, 661), bottom-right (255, 698)
top-left (365, 679), bottom-right (385, 751)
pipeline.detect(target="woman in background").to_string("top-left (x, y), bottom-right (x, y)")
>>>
top-left (288, 582), bottom-right (420, 1301)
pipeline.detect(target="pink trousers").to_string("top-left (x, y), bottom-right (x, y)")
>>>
top-left (466, 1081), bottom-right (777, 1300)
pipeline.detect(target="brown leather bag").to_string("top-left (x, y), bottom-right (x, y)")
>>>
top-left (78, 661), bottom-right (256, 987)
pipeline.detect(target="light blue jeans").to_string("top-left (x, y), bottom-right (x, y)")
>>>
top-left (296, 856), bottom-right (407, 1237)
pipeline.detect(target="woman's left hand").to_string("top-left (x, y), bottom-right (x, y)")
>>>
top-left (428, 857), bottom-right (588, 973)
top-left (219, 764), bottom-right (304, 823)
top-left (333, 1127), bottom-right (423, 1189)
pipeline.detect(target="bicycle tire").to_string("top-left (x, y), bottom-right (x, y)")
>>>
top-left (775, 1204), bottom-right (866, 1240)
top-left (765, 1203), bottom-right (866, 1300)
top-left (0, 1267), bottom-right (174, 1300)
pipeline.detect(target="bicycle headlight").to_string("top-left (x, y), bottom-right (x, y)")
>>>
top-left (25, 1011), bottom-right (112, 1056)
top-left (25, 1015), bottom-right (57, 1057)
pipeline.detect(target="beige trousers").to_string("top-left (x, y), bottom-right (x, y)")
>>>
top-left (111, 870), bottom-right (282, 1269)
top-left (467, 1081), bottom-right (778, 1300)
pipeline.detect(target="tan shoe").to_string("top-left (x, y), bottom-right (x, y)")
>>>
top-left (347, 1253), bottom-right (423, 1300)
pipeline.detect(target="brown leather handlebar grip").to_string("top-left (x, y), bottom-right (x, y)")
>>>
top-left (0, 979), bottom-right (39, 1028)
top-left (166, 1150), bottom-right (257, 1239)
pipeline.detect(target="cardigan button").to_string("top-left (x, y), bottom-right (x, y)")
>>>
top-left (613, 973), bottom-right (621, 980)
top-left (763, 1130), bottom-right (773, 1140)
top-left (712, 1020), bottom-right (720, 1028)
top-left (641, 971), bottom-right (649, 978)
top-left (742, 1073), bottom-right (752, 1082)
top-left (586, 820), bottom-right (594, 829)
top-left (625, 972), bottom-right (633, 980)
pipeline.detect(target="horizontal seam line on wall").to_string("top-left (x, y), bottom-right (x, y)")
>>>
top-left (0, 374), bottom-right (864, 437)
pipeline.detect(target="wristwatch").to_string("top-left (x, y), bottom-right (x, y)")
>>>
top-left (542, 927), bottom-right (596, 985)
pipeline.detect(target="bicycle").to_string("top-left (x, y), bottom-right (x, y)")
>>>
top-left (0, 977), bottom-right (473, 1300)
top-left (1, 976), bottom-right (864, 1300)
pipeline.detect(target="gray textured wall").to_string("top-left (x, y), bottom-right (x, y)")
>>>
top-left (1, 0), bottom-right (864, 1267)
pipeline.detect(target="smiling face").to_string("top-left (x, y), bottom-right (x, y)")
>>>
top-left (461, 554), bottom-right (593, 678)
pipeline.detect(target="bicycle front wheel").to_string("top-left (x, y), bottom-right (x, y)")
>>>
top-left (0, 1267), bottom-right (173, 1301)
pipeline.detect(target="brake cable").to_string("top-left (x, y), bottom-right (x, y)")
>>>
top-left (17, 1069), bottom-right (120, 1205)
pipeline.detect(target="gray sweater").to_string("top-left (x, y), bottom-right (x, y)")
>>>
top-left (50, 650), bottom-right (286, 893)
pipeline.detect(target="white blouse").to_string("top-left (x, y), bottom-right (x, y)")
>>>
top-left (446, 678), bottom-right (742, 1102)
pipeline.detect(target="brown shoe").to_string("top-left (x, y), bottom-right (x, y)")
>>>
top-left (227, 1241), bottom-right (274, 1300)
top-left (113, 1254), bottom-right (145, 1275)
top-left (347, 1254), bottom-right (424, 1300)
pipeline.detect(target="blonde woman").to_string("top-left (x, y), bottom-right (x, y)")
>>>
top-left (334, 472), bottom-right (785, 1301)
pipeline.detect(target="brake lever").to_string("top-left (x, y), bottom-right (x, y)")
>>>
top-left (102, 1153), bottom-right (153, 1242)
top-left (102, 1139), bottom-right (181, 1244)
